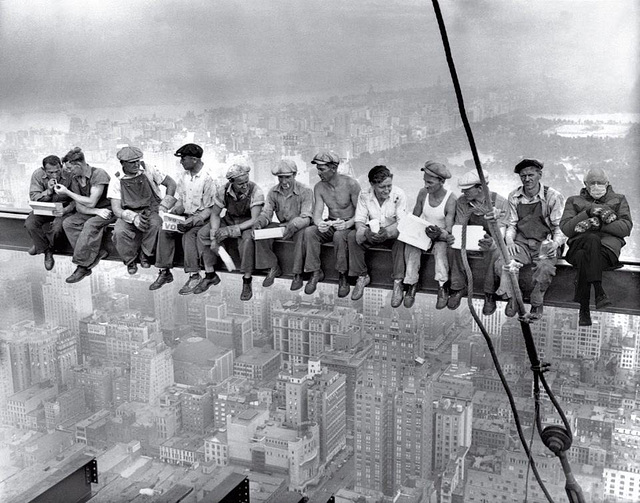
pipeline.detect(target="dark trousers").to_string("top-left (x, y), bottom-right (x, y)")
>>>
top-left (62, 212), bottom-right (116, 267)
top-left (565, 233), bottom-right (617, 302)
top-left (112, 213), bottom-right (162, 266)
top-left (254, 223), bottom-right (305, 273)
top-left (304, 225), bottom-right (349, 274)
top-left (198, 223), bottom-right (255, 275)
top-left (156, 223), bottom-right (204, 273)
top-left (25, 212), bottom-right (67, 254)
top-left (449, 247), bottom-right (500, 294)
top-left (347, 230), bottom-right (405, 279)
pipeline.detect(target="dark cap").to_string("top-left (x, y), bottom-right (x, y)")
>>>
top-left (421, 160), bottom-right (451, 180)
top-left (514, 159), bottom-right (543, 174)
top-left (311, 151), bottom-right (340, 166)
top-left (174, 143), bottom-right (203, 159)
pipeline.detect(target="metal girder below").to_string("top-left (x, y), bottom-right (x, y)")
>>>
top-left (1, 209), bottom-right (639, 315)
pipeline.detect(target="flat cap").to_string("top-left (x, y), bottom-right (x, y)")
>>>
top-left (271, 159), bottom-right (298, 176)
top-left (116, 146), bottom-right (143, 162)
top-left (514, 158), bottom-right (543, 173)
top-left (421, 160), bottom-right (451, 180)
top-left (458, 170), bottom-right (488, 190)
top-left (174, 143), bottom-right (203, 159)
top-left (226, 163), bottom-right (251, 180)
top-left (311, 151), bottom-right (340, 165)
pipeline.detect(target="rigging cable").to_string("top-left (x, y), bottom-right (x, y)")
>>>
top-left (429, 1), bottom-right (585, 502)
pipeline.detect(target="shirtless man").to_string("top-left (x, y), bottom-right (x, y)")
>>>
top-left (303, 151), bottom-right (361, 297)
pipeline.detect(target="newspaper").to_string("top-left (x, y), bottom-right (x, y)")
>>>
top-left (397, 214), bottom-right (433, 251)
top-left (161, 213), bottom-right (186, 233)
top-left (451, 225), bottom-right (486, 251)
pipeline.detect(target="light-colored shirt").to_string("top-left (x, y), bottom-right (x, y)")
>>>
top-left (107, 164), bottom-right (166, 200)
top-left (176, 168), bottom-right (217, 215)
top-left (505, 182), bottom-right (567, 248)
top-left (258, 180), bottom-right (313, 228)
top-left (354, 185), bottom-right (407, 228)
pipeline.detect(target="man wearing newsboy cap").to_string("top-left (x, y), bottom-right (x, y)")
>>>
top-left (149, 143), bottom-right (217, 295)
top-left (107, 146), bottom-right (176, 275)
top-left (495, 158), bottom-right (566, 319)
top-left (197, 160), bottom-right (264, 300)
top-left (252, 159), bottom-right (313, 290)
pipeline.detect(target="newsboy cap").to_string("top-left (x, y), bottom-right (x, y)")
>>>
top-left (174, 143), bottom-right (203, 159)
top-left (458, 170), bottom-right (489, 190)
top-left (116, 146), bottom-right (143, 162)
top-left (226, 163), bottom-right (251, 180)
top-left (421, 160), bottom-right (451, 180)
top-left (271, 159), bottom-right (298, 176)
top-left (514, 159), bottom-right (543, 174)
top-left (311, 151), bottom-right (340, 165)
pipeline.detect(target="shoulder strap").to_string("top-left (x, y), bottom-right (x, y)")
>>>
top-left (543, 185), bottom-right (549, 198)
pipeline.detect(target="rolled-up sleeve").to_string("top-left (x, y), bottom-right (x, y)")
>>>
top-left (354, 192), bottom-right (369, 224)
top-left (547, 189), bottom-right (567, 248)
top-left (201, 176), bottom-right (217, 208)
top-left (250, 185), bottom-right (265, 208)
top-left (298, 186), bottom-right (313, 220)
top-left (29, 170), bottom-right (49, 201)
top-left (505, 193), bottom-right (519, 242)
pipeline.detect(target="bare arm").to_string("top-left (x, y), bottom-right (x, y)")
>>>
top-left (58, 183), bottom-right (106, 208)
top-left (312, 184), bottom-right (326, 227)
top-left (161, 175), bottom-right (177, 197)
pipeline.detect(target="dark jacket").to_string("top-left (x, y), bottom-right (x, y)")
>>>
top-left (560, 186), bottom-right (632, 257)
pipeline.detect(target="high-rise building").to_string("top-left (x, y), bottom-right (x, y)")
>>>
top-left (130, 342), bottom-right (174, 404)
top-left (307, 369), bottom-right (347, 463)
top-left (205, 300), bottom-right (253, 356)
top-left (114, 274), bottom-right (178, 330)
top-left (181, 387), bottom-right (213, 434)
top-left (432, 397), bottom-right (473, 474)
top-left (233, 347), bottom-right (281, 382)
top-left (44, 387), bottom-right (87, 430)
top-left (285, 372), bottom-right (309, 427)
top-left (172, 336), bottom-right (234, 386)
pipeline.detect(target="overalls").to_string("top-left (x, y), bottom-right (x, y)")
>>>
top-left (113, 173), bottom-right (162, 266)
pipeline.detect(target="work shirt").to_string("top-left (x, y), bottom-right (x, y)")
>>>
top-left (505, 182), bottom-right (567, 249)
top-left (354, 185), bottom-right (407, 228)
top-left (70, 165), bottom-right (112, 209)
top-left (107, 164), bottom-right (166, 200)
top-left (257, 180), bottom-right (313, 230)
top-left (175, 168), bottom-right (216, 215)
top-left (213, 182), bottom-right (265, 211)
top-left (29, 168), bottom-right (72, 203)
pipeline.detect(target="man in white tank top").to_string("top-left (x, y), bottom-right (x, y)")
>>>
top-left (403, 161), bottom-right (457, 308)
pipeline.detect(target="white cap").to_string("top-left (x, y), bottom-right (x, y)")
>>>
top-left (458, 170), bottom-right (489, 190)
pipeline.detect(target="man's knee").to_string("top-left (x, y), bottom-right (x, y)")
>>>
top-left (25, 214), bottom-right (40, 231)
top-left (333, 229), bottom-right (349, 244)
top-left (304, 225), bottom-right (320, 240)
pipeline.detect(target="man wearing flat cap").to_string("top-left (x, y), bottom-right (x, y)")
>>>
top-left (495, 158), bottom-right (566, 319)
top-left (55, 147), bottom-right (116, 283)
top-left (303, 151), bottom-right (361, 297)
top-left (402, 160), bottom-right (457, 309)
top-left (107, 146), bottom-right (177, 275)
top-left (446, 169), bottom-right (508, 315)
top-left (252, 159), bottom-right (313, 289)
top-left (149, 143), bottom-right (216, 295)
top-left (197, 161), bottom-right (264, 300)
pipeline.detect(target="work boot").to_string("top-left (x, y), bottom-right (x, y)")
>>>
top-left (504, 298), bottom-right (517, 318)
top-left (482, 294), bottom-right (497, 316)
top-left (447, 289), bottom-right (465, 311)
top-left (44, 250), bottom-right (55, 271)
top-left (390, 280), bottom-right (404, 308)
top-left (149, 269), bottom-right (173, 291)
top-left (436, 285), bottom-right (450, 310)
top-left (529, 305), bottom-right (544, 320)
top-left (351, 274), bottom-right (370, 301)
top-left (262, 266), bottom-right (282, 288)
top-left (305, 270), bottom-right (324, 295)
top-left (178, 274), bottom-right (201, 295)
top-left (66, 266), bottom-right (92, 284)
top-left (579, 307), bottom-right (592, 327)
top-left (139, 253), bottom-right (151, 269)
top-left (338, 273), bottom-right (350, 298)
top-left (28, 245), bottom-right (37, 256)
top-left (404, 283), bottom-right (419, 308)
top-left (193, 273), bottom-right (221, 294)
top-left (595, 293), bottom-right (612, 310)
top-left (290, 274), bottom-right (303, 291)
top-left (241, 278), bottom-right (253, 301)
top-left (127, 262), bottom-right (138, 275)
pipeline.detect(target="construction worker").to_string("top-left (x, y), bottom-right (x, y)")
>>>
top-left (446, 169), bottom-right (508, 315)
top-left (496, 159), bottom-right (567, 319)
top-left (26, 155), bottom-right (74, 271)
top-left (403, 161), bottom-right (457, 309)
top-left (108, 146), bottom-right (177, 275)
top-left (149, 143), bottom-right (216, 295)
top-left (55, 147), bottom-right (115, 283)
top-left (252, 159), bottom-right (313, 290)
top-left (198, 162), bottom-right (264, 300)
top-left (303, 151), bottom-right (361, 297)
top-left (348, 165), bottom-right (407, 305)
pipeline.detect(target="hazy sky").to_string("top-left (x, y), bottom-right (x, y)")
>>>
top-left (0, 0), bottom-right (638, 111)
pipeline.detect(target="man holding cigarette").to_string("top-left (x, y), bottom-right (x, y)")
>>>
top-left (303, 151), bottom-right (360, 297)
top-left (252, 159), bottom-right (313, 290)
